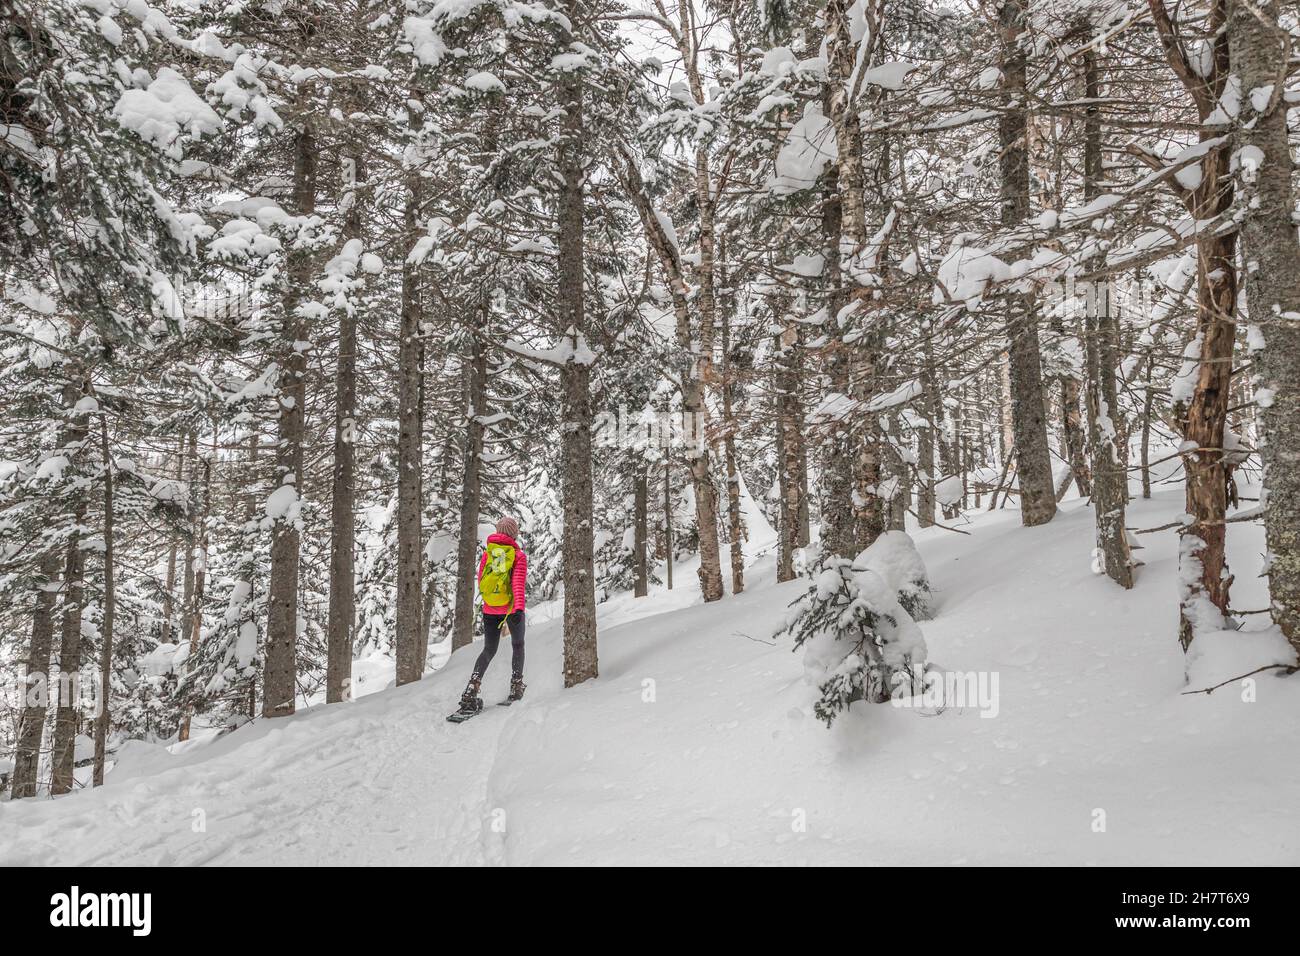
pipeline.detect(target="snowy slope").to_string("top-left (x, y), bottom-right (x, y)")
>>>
top-left (4, 491), bottom-right (1299, 866)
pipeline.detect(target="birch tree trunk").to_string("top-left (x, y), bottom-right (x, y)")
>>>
top-left (614, 140), bottom-right (723, 601)
top-left (824, 0), bottom-right (884, 554)
top-left (669, 0), bottom-right (727, 602)
top-left (1228, 0), bottom-right (1300, 653)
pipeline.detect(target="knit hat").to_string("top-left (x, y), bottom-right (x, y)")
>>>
top-left (495, 516), bottom-right (519, 539)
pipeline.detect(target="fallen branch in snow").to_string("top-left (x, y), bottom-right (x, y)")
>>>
top-left (732, 631), bottom-right (778, 646)
top-left (906, 507), bottom-right (972, 535)
top-left (987, 456), bottom-right (1014, 511)
top-left (1180, 663), bottom-right (1299, 696)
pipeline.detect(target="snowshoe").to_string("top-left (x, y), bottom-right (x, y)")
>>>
top-left (447, 697), bottom-right (484, 723)
top-left (449, 674), bottom-right (485, 722)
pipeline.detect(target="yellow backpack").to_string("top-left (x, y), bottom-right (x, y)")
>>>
top-left (478, 541), bottom-right (516, 607)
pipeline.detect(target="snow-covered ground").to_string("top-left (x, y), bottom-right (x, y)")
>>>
top-left (4, 489), bottom-right (1299, 865)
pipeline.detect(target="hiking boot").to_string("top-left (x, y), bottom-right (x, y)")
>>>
top-left (508, 675), bottom-right (526, 702)
top-left (460, 674), bottom-right (483, 709)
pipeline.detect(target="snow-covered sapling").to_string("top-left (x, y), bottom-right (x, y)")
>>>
top-left (778, 559), bottom-right (928, 726)
top-left (852, 530), bottom-right (935, 621)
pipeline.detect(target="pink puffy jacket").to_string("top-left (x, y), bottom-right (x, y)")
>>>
top-left (477, 532), bottom-right (527, 615)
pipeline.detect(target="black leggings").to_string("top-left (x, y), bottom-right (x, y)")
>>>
top-left (474, 611), bottom-right (525, 678)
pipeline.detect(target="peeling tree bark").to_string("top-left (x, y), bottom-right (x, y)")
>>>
top-left (1147, 0), bottom-right (1238, 649)
top-left (1228, 0), bottom-right (1300, 653)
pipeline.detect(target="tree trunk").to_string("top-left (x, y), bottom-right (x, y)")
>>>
top-left (917, 353), bottom-right (938, 528)
top-left (1140, 355), bottom-right (1154, 499)
top-left (1082, 47), bottom-right (1133, 589)
top-left (263, 117), bottom-right (317, 718)
top-left (719, 259), bottom-right (745, 595)
top-left (1058, 374), bottom-right (1090, 500)
top-left (326, 146), bottom-right (364, 703)
top-left (1145, 0), bottom-right (1238, 648)
top-left (693, 154), bottom-right (727, 601)
top-left (614, 142), bottom-right (722, 601)
top-left (633, 468), bottom-right (648, 597)
top-left (241, 432), bottom-right (259, 714)
top-left (50, 373), bottom-right (89, 796)
top-left (93, 415), bottom-right (115, 786)
top-left (825, 0), bottom-right (884, 553)
top-left (50, 512), bottom-right (85, 796)
top-left (1229, 0), bottom-right (1300, 653)
top-left (885, 412), bottom-right (908, 531)
top-left (10, 553), bottom-right (60, 798)
top-left (999, 0), bottom-right (1056, 527)
top-left (1178, 228), bottom-right (1237, 648)
top-left (180, 431), bottom-right (196, 655)
top-left (683, 393), bottom-right (725, 600)
top-left (670, 0), bottom-right (726, 603)
top-left (160, 444), bottom-right (184, 643)
top-left (452, 308), bottom-right (486, 652)
top-left (664, 462), bottom-right (674, 590)
top-left (774, 313), bottom-right (808, 581)
top-left (818, 161), bottom-right (858, 560)
top-left (557, 45), bottom-right (598, 687)
top-left (395, 170), bottom-right (425, 686)
top-left (178, 448), bottom-right (211, 741)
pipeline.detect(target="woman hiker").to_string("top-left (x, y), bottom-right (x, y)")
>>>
top-left (459, 517), bottom-right (528, 709)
